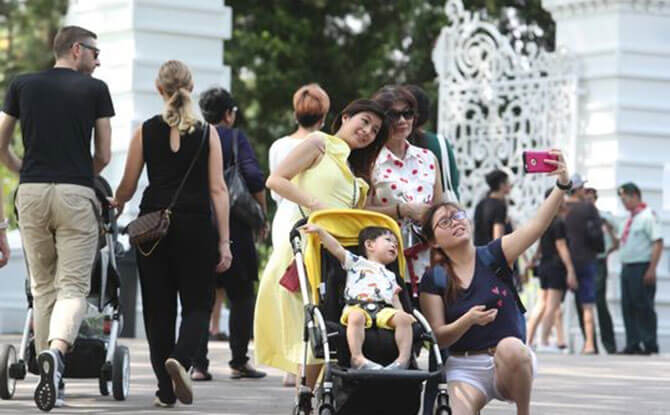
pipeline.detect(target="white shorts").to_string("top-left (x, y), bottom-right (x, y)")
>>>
top-left (445, 347), bottom-right (537, 402)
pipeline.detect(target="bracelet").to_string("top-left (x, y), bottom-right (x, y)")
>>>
top-left (396, 203), bottom-right (403, 219)
top-left (556, 179), bottom-right (572, 191)
top-left (0, 219), bottom-right (8, 231)
top-left (220, 240), bottom-right (233, 245)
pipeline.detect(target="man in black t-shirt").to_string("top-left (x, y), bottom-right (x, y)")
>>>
top-left (0, 25), bottom-right (114, 411)
top-left (564, 174), bottom-right (601, 354)
top-left (474, 169), bottom-right (513, 246)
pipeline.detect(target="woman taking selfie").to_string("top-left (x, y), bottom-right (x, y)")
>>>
top-left (419, 150), bottom-right (571, 415)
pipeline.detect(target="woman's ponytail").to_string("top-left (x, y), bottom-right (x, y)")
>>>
top-left (158, 61), bottom-right (198, 134)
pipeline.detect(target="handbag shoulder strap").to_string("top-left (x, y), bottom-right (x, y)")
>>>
top-left (167, 123), bottom-right (209, 210)
top-left (231, 128), bottom-right (239, 165)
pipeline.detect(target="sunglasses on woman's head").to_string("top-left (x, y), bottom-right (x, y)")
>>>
top-left (387, 109), bottom-right (415, 122)
top-left (433, 210), bottom-right (467, 231)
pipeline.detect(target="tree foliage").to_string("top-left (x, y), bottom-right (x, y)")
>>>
top-left (0, 0), bottom-right (555, 225)
top-left (0, 0), bottom-right (68, 224)
top-left (226, 0), bottom-right (554, 172)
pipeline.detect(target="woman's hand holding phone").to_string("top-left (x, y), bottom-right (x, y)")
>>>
top-left (523, 149), bottom-right (570, 186)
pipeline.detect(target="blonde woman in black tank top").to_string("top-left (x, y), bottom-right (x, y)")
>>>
top-left (113, 60), bottom-right (232, 407)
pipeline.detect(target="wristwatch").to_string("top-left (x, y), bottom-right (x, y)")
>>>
top-left (0, 219), bottom-right (8, 231)
top-left (556, 179), bottom-right (572, 191)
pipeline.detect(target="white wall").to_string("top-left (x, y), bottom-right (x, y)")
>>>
top-left (0, 0), bottom-right (232, 334)
top-left (545, 0), bottom-right (670, 351)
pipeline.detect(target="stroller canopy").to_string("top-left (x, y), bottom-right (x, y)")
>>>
top-left (303, 209), bottom-right (407, 304)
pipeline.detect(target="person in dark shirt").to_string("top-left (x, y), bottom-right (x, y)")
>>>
top-left (0, 25), bottom-right (114, 411)
top-left (526, 188), bottom-right (575, 351)
top-left (474, 169), bottom-right (512, 245)
top-left (113, 60), bottom-right (232, 407)
top-left (191, 87), bottom-right (266, 381)
top-left (564, 174), bottom-right (600, 354)
top-left (419, 150), bottom-right (572, 415)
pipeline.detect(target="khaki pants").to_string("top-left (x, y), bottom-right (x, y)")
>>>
top-left (16, 183), bottom-right (100, 353)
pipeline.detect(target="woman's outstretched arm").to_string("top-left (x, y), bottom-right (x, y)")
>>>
top-left (501, 150), bottom-right (570, 266)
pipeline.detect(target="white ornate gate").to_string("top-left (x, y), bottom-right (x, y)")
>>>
top-left (432, 0), bottom-right (578, 224)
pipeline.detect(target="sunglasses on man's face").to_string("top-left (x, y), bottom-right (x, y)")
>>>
top-left (433, 210), bottom-right (467, 231)
top-left (78, 42), bottom-right (100, 59)
top-left (387, 109), bottom-right (415, 122)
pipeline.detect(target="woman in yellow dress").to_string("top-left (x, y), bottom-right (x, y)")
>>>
top-left (255, 99), bottom-right (389, 389)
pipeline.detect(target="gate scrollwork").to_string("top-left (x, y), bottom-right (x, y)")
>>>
top-left (433, 0), bottom-right (578, 225)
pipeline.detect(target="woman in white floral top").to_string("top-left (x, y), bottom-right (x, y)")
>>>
top-left (367, 85), bottom-right (444, 299)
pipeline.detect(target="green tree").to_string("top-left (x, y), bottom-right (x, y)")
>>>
top-left (0, 0), bottom-right (68, 224)
top-left (226, 0), bottom-right (554, 175)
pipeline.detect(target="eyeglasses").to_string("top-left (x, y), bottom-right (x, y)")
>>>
top-left (433, 210), bottom-right (467, 231)
top-left (387, 109), bottom-right (415, 122)
top-left (77, 42), bottom-right (100, 59)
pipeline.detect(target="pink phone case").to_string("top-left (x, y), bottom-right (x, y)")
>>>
top-left (523, 151), bottom-right (558, 173)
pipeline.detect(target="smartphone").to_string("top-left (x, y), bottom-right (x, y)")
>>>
top-left (523, 150), bottom-right (558, 173)
top-left (485, 298), bottom-right (500, 310)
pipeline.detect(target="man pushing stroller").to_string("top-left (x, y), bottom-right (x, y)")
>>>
top-left (0, 25), bottom-right (114, 411)
top-left (300, 224), bottom-right (415, 370)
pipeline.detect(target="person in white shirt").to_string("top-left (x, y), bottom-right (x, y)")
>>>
top-left (268, 83), bottom-right (330, 249)
top-left (615, 182), bottom-right (663, 354)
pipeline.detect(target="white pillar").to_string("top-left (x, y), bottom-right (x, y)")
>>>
top-left (544, 0), bottom-right (670, 350)
top-left (65, 0), bottom-right (232, 221)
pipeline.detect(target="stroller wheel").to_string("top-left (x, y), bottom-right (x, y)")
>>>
top-left (0, 345), bottom-right (17, 399)
top-left (434, 391), bottom-right (451, 415)
top-left (318, 390), bottom-right (334, 415)
top-left (292, 388), bottom-right (313, 415)
top-left (98, 376), bottom-right (111, 396)
top-left (112, 345), bottom-right (130, 400)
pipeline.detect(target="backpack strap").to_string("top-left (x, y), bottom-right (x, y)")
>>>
top-left (479, 246), bottom-right (527, 314)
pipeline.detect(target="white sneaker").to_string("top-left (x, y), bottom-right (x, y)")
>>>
top-left (153, 397), bottom-right (175, 408)
top-left (34, 349), bottom-right (63, 412)
top-left (54, 381), bottom-right (65, 408)
top-left (165, 358), bottom-right (193, 405)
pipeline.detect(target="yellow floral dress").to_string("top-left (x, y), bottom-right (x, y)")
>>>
top-left (254, 133), bottom-right (369, 373)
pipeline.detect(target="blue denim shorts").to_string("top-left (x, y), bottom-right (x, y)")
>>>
top-left (575, 261), bottom-right (597, 304)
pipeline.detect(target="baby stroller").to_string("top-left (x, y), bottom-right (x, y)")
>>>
top-left (290, 209), bottom-right (451, 415)
top-left (0, 176), bottom-right (130, 401)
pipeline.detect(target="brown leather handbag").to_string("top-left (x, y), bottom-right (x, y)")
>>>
top-left (127, 124), bottom-right (209, 256)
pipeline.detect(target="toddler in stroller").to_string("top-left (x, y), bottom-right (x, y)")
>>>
top-left (289, 209), bottom-right (450, 415)
top-left (300, 224), bottom-right (415, 371)
top-left (0, 176), bottom-right (130, 408)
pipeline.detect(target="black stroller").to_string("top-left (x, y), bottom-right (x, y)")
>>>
top-left (290, 209), bottom-right (451, 415)
top-left (0, 176), bottom-right (130, 401)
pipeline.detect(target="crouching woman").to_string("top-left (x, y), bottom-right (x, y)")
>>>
top-left (419, 150), bottom-right (571, 415)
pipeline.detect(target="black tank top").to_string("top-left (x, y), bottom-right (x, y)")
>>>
top-left (139, 115), bottom-right (210, 215)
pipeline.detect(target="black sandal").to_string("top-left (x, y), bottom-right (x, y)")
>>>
top-left (230, 363), bottom-right (267, 379)
top-left (190, 369), bottom-right (213, 381)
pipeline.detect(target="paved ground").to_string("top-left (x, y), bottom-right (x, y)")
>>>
top-left (0, 335), bottom-right (668, 414)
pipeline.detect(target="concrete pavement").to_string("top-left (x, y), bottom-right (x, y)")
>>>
top-left (0, 335), bottom-right (668, 414)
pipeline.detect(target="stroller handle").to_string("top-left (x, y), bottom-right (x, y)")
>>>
top-left (289, 217), bottom-right (308, 245)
